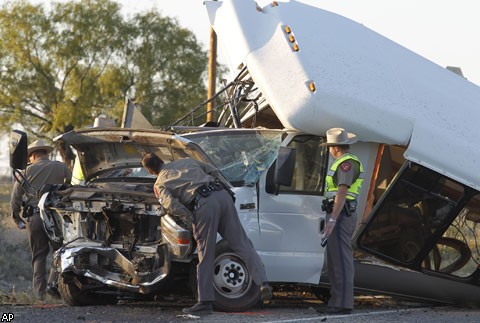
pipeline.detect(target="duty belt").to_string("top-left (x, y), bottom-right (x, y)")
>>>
top-left (196, 182), bottom-right (224, 198)
top-left (189, 182), bottom-right (225, 211)
top-left (22, 205), bottom-right (40, 218)
top-left (321, 198), bottom-right (357, 216)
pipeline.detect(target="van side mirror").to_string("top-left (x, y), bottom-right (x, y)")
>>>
top-left (10, 130), bottom-right (28, 170)
top-left (273, 147), bottom-right (296, 194)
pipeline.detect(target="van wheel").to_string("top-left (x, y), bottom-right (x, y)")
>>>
top-left (213, 241), bottom-right (261, 312)
top-left (58, 273), bottom-right (117, 306)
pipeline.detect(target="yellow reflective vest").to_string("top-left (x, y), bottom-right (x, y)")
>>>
top-left (71, 157), bottom-right (85, 185)
top-left (325, 153), bottom-right (364, 200)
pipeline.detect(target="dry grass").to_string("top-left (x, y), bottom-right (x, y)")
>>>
top-left (0, 181), bottom-right (35, 303)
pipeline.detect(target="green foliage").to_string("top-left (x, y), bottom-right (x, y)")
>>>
top-left (0, 0), bottom-right (209, 138)
top-left (126, 11), bottom-right (209, 126)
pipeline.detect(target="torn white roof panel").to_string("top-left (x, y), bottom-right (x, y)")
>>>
top-left (205, 0), bottom-right (480, 190)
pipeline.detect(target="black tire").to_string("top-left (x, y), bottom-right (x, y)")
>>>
top-left (212, 240), bottom-right (261, 312)
top-left (58, 273), bottom-right (118, 306)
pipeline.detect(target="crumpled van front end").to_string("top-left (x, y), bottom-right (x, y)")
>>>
top-left (39, 182), bottom-right (193, 305)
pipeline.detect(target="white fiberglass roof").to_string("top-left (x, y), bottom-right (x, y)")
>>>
top-left (205, 0), bottom-right (480, 190)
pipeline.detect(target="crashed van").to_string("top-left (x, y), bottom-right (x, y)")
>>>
top-left (12, 126), bottom-right (368, 310)
top-left (198, 0), bottom-right (480, 304)
top-left (7, 126), bottom-right (326, 309)
top-left (9, 0), bottom-right (480, 309)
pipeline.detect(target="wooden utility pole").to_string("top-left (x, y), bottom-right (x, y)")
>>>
top-left (206, 2), bottom-right (217, 123)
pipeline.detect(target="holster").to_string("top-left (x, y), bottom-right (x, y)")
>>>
top-left (343, 200), bottom-right (357, 217)
top-left (22, 205), bottom-right (38, 219)
top-left (322, 199), bottom-right (357, 216)
top-left (322, 198), bottom-right (334, 213)
top-left (224, 186), bottom-right (236, 203)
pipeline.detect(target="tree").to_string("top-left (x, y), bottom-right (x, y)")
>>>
top-left (124, 11), bottom-right (209, 126)
top-left (0, 0), bottom-right (209, 165)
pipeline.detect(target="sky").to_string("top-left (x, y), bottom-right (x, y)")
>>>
top-left (1, 0), bottom-right (479, 174)
top-left (112, 0), bottom-right (480, 85)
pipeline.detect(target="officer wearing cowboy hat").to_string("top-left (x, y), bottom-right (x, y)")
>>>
top-left (10, 138), bottom-right (71, 300)
top-left (318, 128), bottom-right (364, 315)
top-left (27, 139), bottom-right (55, 156)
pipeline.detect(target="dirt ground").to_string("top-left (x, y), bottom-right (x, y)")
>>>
top-left (0, 181), bottom-right (38, 303)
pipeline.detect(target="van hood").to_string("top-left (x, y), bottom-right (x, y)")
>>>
top-left (55, 128), bottom-right (212, 181)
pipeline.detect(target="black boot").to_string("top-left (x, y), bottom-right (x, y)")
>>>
top-left (182, 301), bottom-right (213, 315)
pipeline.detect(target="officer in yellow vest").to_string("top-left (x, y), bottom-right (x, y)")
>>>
top-left (71, 156), bottom-right (85, 185)
top-left (318, 128), bottom-right (363, 315)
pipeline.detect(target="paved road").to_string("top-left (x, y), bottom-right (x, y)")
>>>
top-left (1, 293), bottom-right (479, 323)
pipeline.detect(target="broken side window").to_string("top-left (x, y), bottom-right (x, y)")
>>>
top-left (422, 193), bottom-right (480, 278)
top-left (357, 161), bottom-right (480, 280)
top-left (275, 135), bottom-right (328, 195)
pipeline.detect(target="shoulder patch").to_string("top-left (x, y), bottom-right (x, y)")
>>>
top-left (339, 161), bottom-right (352, 172)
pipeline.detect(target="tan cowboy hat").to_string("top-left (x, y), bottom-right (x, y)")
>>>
top-left (28, 139), bottom-right (54, 155)
top-left (324, 128), bottom-right (358, 146)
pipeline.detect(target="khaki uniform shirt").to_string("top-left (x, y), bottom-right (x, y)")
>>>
top-left (332, 157), bottom-right (361, 189)
top-left (153, 158), bottom-right (221, 221)
top-left (10, 157), bottom-right (72, 217)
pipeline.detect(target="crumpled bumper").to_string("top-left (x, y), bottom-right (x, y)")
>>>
top-left (57, 243), bottom-right (170, 294)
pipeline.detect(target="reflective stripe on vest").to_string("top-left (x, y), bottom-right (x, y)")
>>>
top-left (325, 153), bottom-right (364, 200)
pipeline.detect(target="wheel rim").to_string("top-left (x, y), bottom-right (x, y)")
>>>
top-left (213, 252), bottom-right (251, 299)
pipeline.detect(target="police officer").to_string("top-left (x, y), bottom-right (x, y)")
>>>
top-left (319, 128), bottom-right (363, 315)
top-left (141, 153), bottom-right (272, 315)
top-left (10, 139), bottom-right (72, 300)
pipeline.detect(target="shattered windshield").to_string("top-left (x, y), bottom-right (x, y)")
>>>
top-left (186, 130), bottom-right (283, 186)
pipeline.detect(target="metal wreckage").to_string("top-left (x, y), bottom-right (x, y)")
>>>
top-left (9, 0), bottom-right (480, 309)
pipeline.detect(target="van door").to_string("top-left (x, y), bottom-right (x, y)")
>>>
top-left (257, 134), bottom-right (328, 284)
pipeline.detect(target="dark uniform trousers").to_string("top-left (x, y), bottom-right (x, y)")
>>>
top-left (193, 189), bottom-right (267, 301)
top-left (26, 209), bottom-right (51, 298)
top-left (326, 209), bottom-right (357, 309)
